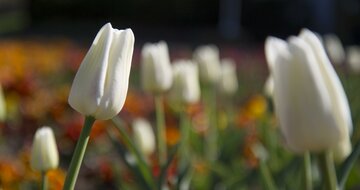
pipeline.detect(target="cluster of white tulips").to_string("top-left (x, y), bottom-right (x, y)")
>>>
top-left (22, 22), bottom-right (360, 190)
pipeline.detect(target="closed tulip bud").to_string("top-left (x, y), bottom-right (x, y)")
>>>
top-left (346, 46), bottom-right (360, 73)
top-left (0, 85), bottom-right (5, 122)
top-left (169, 60), bottom-right (200, 105)
top-left (265, 29), bottom-right (352, 156)
top-left (141, 41), bottom-right (173, 94)
top-left (193, 45), bottom-right (221, 84)
top-left (30, 127), bottom-right (59, 172)
top-left (132, 118), bottom-right (156, 156)
top-left (68, 23), bottom-right (135, 120)
top-left (217, 59), bottom-right (238, 96)
top-left (324, 34), bottom-right (345, 65)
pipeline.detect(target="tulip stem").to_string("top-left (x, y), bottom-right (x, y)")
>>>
top-left (155, 95), bottom-right (167, 166)
top-left (318, 151), bottom-right (338, 190)
top-left (204, 85), bottom-right (218, 161)
top-left (41, 171), bottom-right (47, 190)
top-left (179, 109), bottom-right (191, 170)
top-left (63, 116), bottom-right (95, 190)
top-left (303, 151), bottom-right (312, 190)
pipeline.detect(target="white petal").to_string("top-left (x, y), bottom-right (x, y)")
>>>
top-left (265, 37), bottom-right (288, 72)
top-left (273, 36), bottom-right (339, 153)
top-left (132, 118), bottom-right (156, 155)
top-left (68, 23), bottom-right (113, 116)
top-left (30, 127), bottom-right (59, 171)
top-left (95, 28), bottom-right (135, 120)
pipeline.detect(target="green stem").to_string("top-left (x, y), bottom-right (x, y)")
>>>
top-left (155, 95), bottom-right (167, 166)
top-left (318, 151), bottom-right (338, 190)
top-left (41, 171), bottom-right (47, 190)
top-left (111, 117), bottom-right (156, 190)
top-left (63, 116), bottom-right (95, 190)
top-left (204, 86), bottom-right (218, 161)
top-left (338, 139), bottom-right (360, 189)
top-left (303, 151), bottom-right (312, 190)
top-left (259, 160), bottom-right (277, 190)
top-left (179, 110), bottom-right (191, 170)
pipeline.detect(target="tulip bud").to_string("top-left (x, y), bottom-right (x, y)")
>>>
top-left (193, 45), bottom-right (221, 84)
top-left (0, 85), bottom-right (5, 122)
top-left (141, 41), bottom-right (173, 94)
top-left (346, 46), bottom-right (360, 73)
top-left (265, 29), bottom-right (352, 156)
top-left (30, 127), bottom-right (59, 172)
top-left (132, 118), bottom-right (156, 156)
top-left (169, 60), bottom-right (200, 105)
top-left (217, 59), bottom-right (238, 96)
top-left (324, 34), bottom-right (345, 65)
top-left (68, 23), bottom-right (135, 120)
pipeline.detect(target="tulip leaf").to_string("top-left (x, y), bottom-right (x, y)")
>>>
top-left (158, 143), bottom-right (180, 189)
top-left (337, 139), bottom-right (360, 189)
top-left (107, 128), bottom-right (149, 189)
top-left (111, 117), bottom-right (156, 190)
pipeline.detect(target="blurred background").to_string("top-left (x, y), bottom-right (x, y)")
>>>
top-left (1, 0), bottom-right (360, 189)
top-left (2, 0), bottom-right (360, 44)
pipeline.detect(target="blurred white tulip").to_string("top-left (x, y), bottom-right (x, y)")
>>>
top-left (31, 127), bottom-right (59, 172)
top-left (264, 75), bottom-right (274, 98)
top-left (169, 60), bottom-right (200, 105)
top-left (217, 58), bottom-right (238, 96)
top-left (68, 23), bottom-right (134, 120)
top-left (346, 46), bottom-right (360, 73)
top-left (324, 34), bottom-right (346, 65)
top-left (141, 41), bottom-right (173, 94)
top-left (265, 29), bottom-right (352, 158)
top-left (132, 118), bottom-right (156, 156)
top-left (0, 85), bottom-right (5, 122)
top-left (193, 45), bottom-right (221, 84)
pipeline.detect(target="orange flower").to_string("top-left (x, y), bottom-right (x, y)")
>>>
top-left (47, 169), bottom-right (66, 190)
top-left (0, 159), bottom-right (23, 189)
top-left (166, 125), bottom-right (180, 146)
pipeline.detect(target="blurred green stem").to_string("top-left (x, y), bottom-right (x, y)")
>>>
top-left (179, 109), bottom-right (191, 169)
top-left (259, 160), bottom-right (277, 190)
top-left (63, 116), bottom-right (95, 190)
top-left (155, 95), bottom-right (167, 166)
top-left (303, 151), bottom-right (312, 190)
top-left (204, 85), bottom-right (218, 161)
top-left (41, 171), bottom-right (47, 190)
top-left (318, 151), bottom-right (338, 190)
top-left (111, 117), bottom-right (156, 190)
top-left (338, 139), bottom-right (360, 189)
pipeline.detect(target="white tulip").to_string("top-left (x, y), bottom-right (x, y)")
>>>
top-left (141, 41), bottom-right (173, 94)
top-left (265, 29), bottom-right (352, 157)
top-left (68, 23), bottom-right (134, 120)
top-left (169, 60), bottom-right (200, 105)
top-left (264, 75), bottom-right (274, 98)
top-left (217, 58), bottom-right (238, 96)
top-left (324, 34), bottom-right (345, 65)
top-left (346, 46), bottom-right (360, 73)
top-left (30, 127), bottom-right (59, 172)
top-left (0, 85), bottom-right (5, 122)
top-left (132, 118), bottom-right (156, 156)
top-left (193, 45), bottom-right (221, 84)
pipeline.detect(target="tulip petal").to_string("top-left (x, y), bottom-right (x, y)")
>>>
top-left (300, 29), bottom-right (353, 159)
top-left (69, 23), bottom-right (113, 116)
top-left (95, 28), bottom-right (134, 120)
top-left (300, 29), bottom-right (352, 135)
top-left (265, 37), bottom-right (288, 72)
top-left (271, 36), bottom-right (340, 153)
